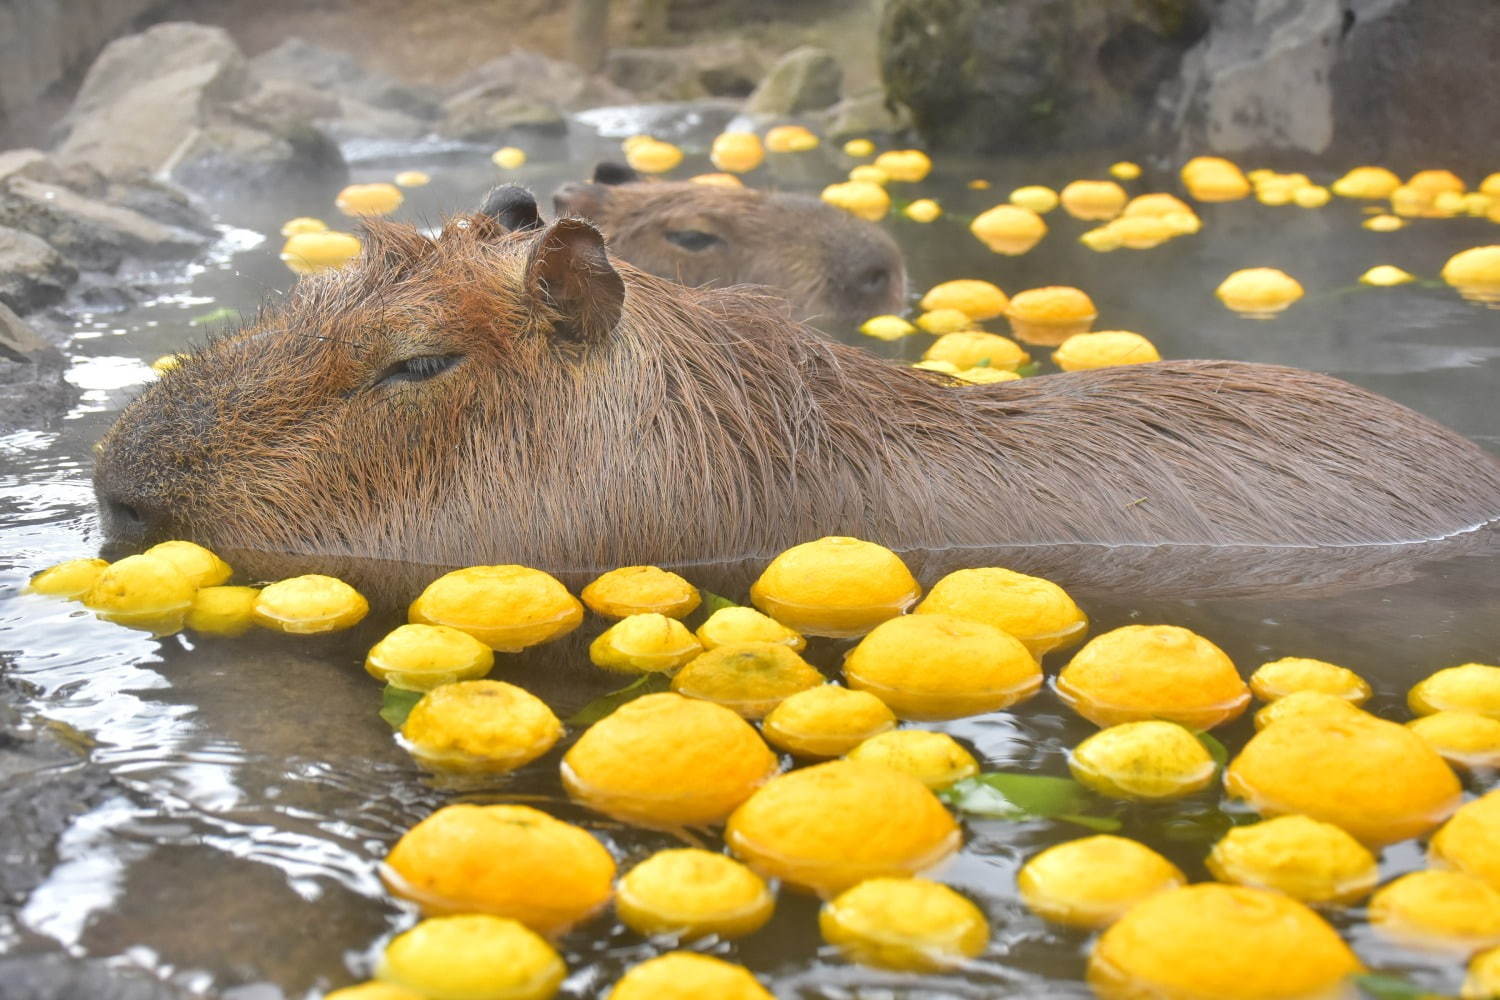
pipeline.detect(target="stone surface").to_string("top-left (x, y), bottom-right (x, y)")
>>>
top-left (0, 227), bottom-right (76, 315)
top-left (439, 49), bottom-right (631, 142)
top-left (249, 36), bottom-right (440, 120)
top-left (0, 177), bottom-right (206, 273)
top-left (820, 87), bottom-right (913, 139)
top-left (606, 39), bottom-right (767, 101)
top-left (880, 0), bottom-right (1209, 153)
top-left (745, 45), bottom-right (843, 115)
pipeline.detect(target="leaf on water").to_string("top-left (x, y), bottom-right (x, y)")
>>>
top-left (379, 685), bottom-right (423, 729)
top-left (566, 672), bottom-right (670, 726)
top-left (1015, 361), bottom-right (1042, 377)
top-left (941, 773), bottom-right (1116, 829)
top-left (1195, 730), bottom-right (1230, 770)
top-left (1351, 973), bottom-right (1446, 1000)
top-left (189, 306), bottom-right (239, 326)
top-left (697, 589), bottom-right (740, 616)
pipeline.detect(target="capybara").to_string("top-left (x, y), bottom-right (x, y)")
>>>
top-left (93, 191), bottom-right (1500, 602)
top-left (551, 164), bottom-right (906, 331)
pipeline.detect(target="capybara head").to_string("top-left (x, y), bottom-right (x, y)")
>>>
top-left (552, 163), bottom-right (907, 331)
top-left (94, 189), bottom-right (1500, 602)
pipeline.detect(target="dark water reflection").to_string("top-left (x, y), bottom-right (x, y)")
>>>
top-left (0, 106), bottom-right (1497, 997)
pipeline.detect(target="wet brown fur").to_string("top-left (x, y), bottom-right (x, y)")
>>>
top-left (552, 179), bottom-right (907, 330)
top-left (94, 215), bottom-right (1500, 598)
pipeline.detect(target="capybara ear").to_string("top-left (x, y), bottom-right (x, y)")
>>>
top-left (524, 218), bottom-right (625, 346)
top-left (553, 181), bottom-right (610, 221)
top-left (593, 161), bottom-right (640, 186)
top-left (478, 185), bottom-right (544, 232)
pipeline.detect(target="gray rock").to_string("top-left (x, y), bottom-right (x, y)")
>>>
top-left (439, 50), bottom-right (631, 142)
top-left (104, 176), bottom-right (217, 237)
top-left (0, 301), bottom-right (59, 363)
top-left (1149, 0), bottom-right (1342, 157)
top-left (606, 40), bottom-right (766, 101)
top-left (0, 228), bottom-right (76, 315)
top-left (325, 97), bottom-right (430, 143)
top-left (249, 37), bottom-right (440, 119)
top-left (163, 121), bottom-right (347, 204)
top-left (880, 0), bottom-right (1209, 154)
top-left (0, 149), bottom-right (106, 197)
top-left (231, 78), bottom-right (343, 136)
top-left (820, 88), bottom-right (912, 140)
top-left (745, 46), bottom-right (842, 115)
top-left (0, 177), bottom-right (207, 272)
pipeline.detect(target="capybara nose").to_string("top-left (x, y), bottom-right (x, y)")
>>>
top-left (98, 491), bottom-right (149, 546)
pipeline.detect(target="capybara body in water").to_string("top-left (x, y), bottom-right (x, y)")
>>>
top-left (94, 196), bottom-right (1500, 601)
top-left (551, 164), bottom-right (906, 331)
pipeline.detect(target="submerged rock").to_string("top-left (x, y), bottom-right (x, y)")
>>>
top-left (0, 177), bottom-right (206, 273)
top-left (745, 46), bottom-right (843, 116)
top-left (0, 228), bottom-right (76, 315)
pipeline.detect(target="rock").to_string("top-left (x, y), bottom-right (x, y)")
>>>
top-left (0, 301), bottom-right (60, 363)
top-left (0, 149), bottom-right (106, 196)
top-left (324, 98), bottom-right (430, 144)
top-left (232, 79), bottom-right (343, 136)
top-left (249, 37), bottom-right (440, 120)
top-left (880, 0), bottom-right (1209, 154)
top-left (1329, 0), bottom-right (1500, 171)
top-left (820, 88), bottom-right (913, 140)
top-left (0, 228), bottom-right (76, 315)
top-left (105, 176), bottom-right (218, 237)
top-left (51, 23), bottom-right (347, 202)
top-left (0, 177), bottom-right (207, 272)
top-left (605, 40), bottom-right (766, 101)
top-left (1148, 0), bottom-right (1342, 157)
top-left (439, 49), bottom-right (631, 142)
top-left (745, 45), bottom-right (843, 115)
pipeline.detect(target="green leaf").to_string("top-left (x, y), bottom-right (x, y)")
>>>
top-left (1352, 973), bottom-right (1445, 1000)
top-left (942, 772), bottom-right (1094, 816)
top-left (189, 306), bottom-right (239, 326)
top-left (1055, 812), bottom-right (1123, 832)
top-left (566, 673), bottom-right (670, 726)
top-left (379, 685), bottom-right (423, 729)
top-left (1014, 361), bottom-right (1042, 378)
top-left (1195, 730), bottom-right (1229, 770)
top-left (697, 589), bottom-right (739, 616)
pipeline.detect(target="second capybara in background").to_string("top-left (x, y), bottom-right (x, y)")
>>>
top-left (93, 191), bottom-right (1500, 603)
top-left (551, 164), bottom-right (907, 332)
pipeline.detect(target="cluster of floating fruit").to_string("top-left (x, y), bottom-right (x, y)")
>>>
top-left (26, 531), bottom-right (1500, 998)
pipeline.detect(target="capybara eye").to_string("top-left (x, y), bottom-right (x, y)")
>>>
top-left (376, 354), bottom-right (462, 387)
top-left (664, 229), bottom-right (723, 252)
top-left (859, 268), bottom-right (890, 294)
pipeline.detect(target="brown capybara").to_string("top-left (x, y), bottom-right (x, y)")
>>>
top-left (550, 163), bottom-right (906, 331)
top-left (93, 190), bottom-right (1500, 603)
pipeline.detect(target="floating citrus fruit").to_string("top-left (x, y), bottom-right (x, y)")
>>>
top-left (1088, 884), bottom-right (1361, 1000)
top-left (581, 566), bottom-right (699, 619)
top-left (726, 759), bottom-right (960, 896)
top-left (1017, 835), bottom-right (1185, 929)
top-left (1408, 711), bottom-right (1500, 770)
top-left (765, 124), bottom-right (819, 153)
top-left (28, 557), bottom-right (108, 599)
top-left (394, 170), bottom-right (430, 188)
top-left (1004, 286), bottom-right (1098, 346)
top-left (280, 216), bottom-right (328, 236)
top-left (1410, 663), bottom-right (1500, 719)
top-left (920, 279), bottom-right (1009, 320)
top-left (377, 914), bottom-right (565, 1000)
top-left (400, 680), bottom-right (562, 774)
top-left (820, 180), bottom-right (890, 222)
top-left (1057, 624), bottom-right (1249, 730)
top-left (914, 567), bottom-right (1087, 658)
top-left (253, 574), bottom-right (368, 634)
top-left (709, 132), bottom-right (765, 174)
top-left (842, 138), bottom-right (875, 157)
top-left (970, 204), bottom-right (1047, 255)
top-left (845, 729), bottom-right (979, 790)
top-left (1466, 946), bottom-right (1500, 999)
top-left (1226, 711), bottom-right (1461, 846)
top-left (1068, 721), bottom-right (1216, 800)
top-left (1431, 790), bottom-right (1500, 891)
top-left (696, 606), bottom-right (806, 652)
top-left (858, 314), bottom-right (917, 341)
top-left (606, 952), bottom-right (773, 1000)
top-left (1369, 870), bottom-right (1500, 952)
top-left (590, 614), bottom-right (703, 674)
top-left (820, 877), bottom-right (988, 971)
top-left (144, 540), bottom-right (231, 588)
top-left (903, 198), bottom-right (942, 222)
top-left (1248, 657), bottom-right (1370, 704)
top-left (1206, 815), bottom-right (1378, 906)
top-left (844, 613), bottom-right (1041, 720)
top-left (281, 231), bottom-right (362, 275)
top-left (562, 693), bottom-right (777, 827)
top-left (1053, 331), bottom-right (1160, 371)
top-left (185, 585), bottom-right (261, 637)
top-left (336, 183), bottom-right (404, 217)
top-left (1110, 161), bottom-right (1141, 181)
top-left (366, 623), bottom-right (494, 690)
top-left (1180, 156), bottom-right (1251, 202)
top-left (671, 641), bottom-right (823, 717)
top-left (761, 685), bottom-right (896, 758)
top-left (1331, 166), bottom-right (1401, 199)
top-left (409, 566), bottom-right (582, 651)
top-left (492, 146), bottom-right (528, 169)
top-left (750, 537), bottom-right (919, 638)
top-left (1215, 267), bottom-right (1304, 316)
top-left (922, 332), bottom-right (1029, 371)
top-left (1442, 247), bottom-right (1500, 301)
top-left (1359, 264), bottom-right (1417, 286)
top-left (1253, 689), bottom-right (1368, 730)
top-left (83, 553), bottom-right (196, 634)
top-left (324, 983), bottom-right (424, 1000)
top-left (615, 848), bottom-right (773, 939)
top-left (872, 149), bottom-right (931, 182)
top-left (1060, 179), bottom-right (1127, 220)
top-left (383, 804), bottom-right (613, 935)
top-left (1009, 185), bottom-right (1059, 214)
